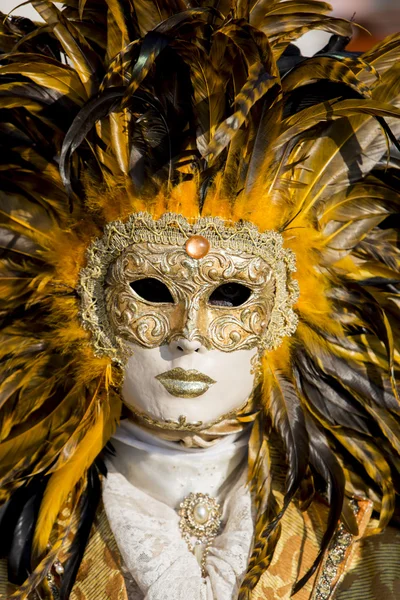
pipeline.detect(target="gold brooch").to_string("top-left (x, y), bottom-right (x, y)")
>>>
top-left (178, 492), bottom-right (222, 577)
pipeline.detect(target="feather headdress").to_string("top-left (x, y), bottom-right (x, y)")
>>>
top-left (0, 1), bottom-right (400, 598)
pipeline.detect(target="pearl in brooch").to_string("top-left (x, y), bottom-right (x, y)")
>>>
top-left (178, 492), bottom-right (222, 577)
top-left (193, 502), bottom-right (210, 525)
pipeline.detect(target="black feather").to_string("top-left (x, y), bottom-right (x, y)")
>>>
top-left (0, 488), bottom-right (28, 558)
top-left (292, 416), bottom-right (345, 594)
top-left (59, 464), bottom-right (101, 600)
top-left (317, 34), bottom-right (354, 56)
top-left (7, 477), bottom-right (47, 585)
top-left (294, 351), bottom-right (372, 434)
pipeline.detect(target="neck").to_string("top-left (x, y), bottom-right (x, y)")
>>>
top-left (123, 400), bottom-right (260, 449)
top-left (108, 420), bottom-right (250, 508)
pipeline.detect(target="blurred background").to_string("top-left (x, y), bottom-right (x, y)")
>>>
top-left (331, 0), bottom-right (400, 50)
top-left (1, 0), bottom-right (400, 54)
top-left (298, 0), bottom-right (400, 54)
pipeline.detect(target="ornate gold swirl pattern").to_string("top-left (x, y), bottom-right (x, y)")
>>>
top-left (79, 212), bottom-right (299, 362)
top-left (105, 243), bottom-right (275, 353)
top-left (126, 396), bottom-right (252, 431)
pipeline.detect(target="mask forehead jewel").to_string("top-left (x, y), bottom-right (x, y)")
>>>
top-left (185, 235), bottom-right (210, 259)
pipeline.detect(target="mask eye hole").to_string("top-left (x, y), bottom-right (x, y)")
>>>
top-left (130, 278), bottom-right (174, 303)
top-left (208, 283), bottom-right (252, 307)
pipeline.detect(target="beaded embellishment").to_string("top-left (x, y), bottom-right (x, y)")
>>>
top-left (178, 492), bottom-right (222, 577)
top-left (313, 501), bottom-right (360, 600)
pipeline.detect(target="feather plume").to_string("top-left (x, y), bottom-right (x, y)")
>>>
top-left (264, 364), bottom-right (309, 504)
top-left (59, 463), bottom-right (101, 599)
top-left (33, 380), bottom-right (120, 554)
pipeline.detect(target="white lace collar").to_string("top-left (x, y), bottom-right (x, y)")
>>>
top-left (102, 421), bottom-right (255, 600)
top-left (109, 420), bottom-right (250, 507)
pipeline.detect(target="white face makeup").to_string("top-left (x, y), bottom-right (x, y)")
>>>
top-left (112, 239), bottom-right (270, 430)
top-left (77, 213), bottom-right (298, 431)
top-left (122, 342), bottom-right (259, 429)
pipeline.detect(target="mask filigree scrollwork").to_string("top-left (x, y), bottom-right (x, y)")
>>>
top-left (208, 303), bottom-right (270, 352)
top-left (78, 212), bottom-right (299, 362)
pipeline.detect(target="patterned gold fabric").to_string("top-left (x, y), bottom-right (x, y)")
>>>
top-left (0, 559), bottom-right (8, 600)
top-left (1, 498), bottom-right (400, 600)
top-left (250, 497), bottom-right (370, 600)
top-left (337, 525), bottom-right (400, 600)
top-left (70, 507), bottom-right (128, 600)
top-left (251, 499), bottom-right (327, 600)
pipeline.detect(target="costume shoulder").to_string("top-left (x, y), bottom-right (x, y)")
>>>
top-left (37, 496), bottom-right (400, 600)
top-left (253, 499), bottom-right (400, 600)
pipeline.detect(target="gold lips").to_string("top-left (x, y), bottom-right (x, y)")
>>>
top-left (155, 368), bottom-right (216, 398)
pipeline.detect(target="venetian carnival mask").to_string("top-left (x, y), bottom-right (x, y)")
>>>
top-left (79, 213), bottom-right (299, 430)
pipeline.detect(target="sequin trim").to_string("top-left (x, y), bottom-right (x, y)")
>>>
top-left (313, 501), bottom-right (360, 600)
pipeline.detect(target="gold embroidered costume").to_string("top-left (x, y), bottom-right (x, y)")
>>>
top-left (0, 0), bottom-right (400, 598)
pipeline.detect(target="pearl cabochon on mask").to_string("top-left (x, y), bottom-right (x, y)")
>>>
top-left (185, 235), bottom-right (210, 259)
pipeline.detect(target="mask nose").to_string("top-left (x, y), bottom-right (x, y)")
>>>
top-left (169, 338), bottom-right (206, 355)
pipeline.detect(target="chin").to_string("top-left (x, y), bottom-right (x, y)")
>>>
top-left (121, 344), bottom-right (258, 429)
top-left (123, 382), bottom-right (252, 430)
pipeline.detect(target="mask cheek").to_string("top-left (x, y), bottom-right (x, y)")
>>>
top-left (206, 302), bottom-right (271, 352)
top-left (106, 284), bottom-right (174, 348)
top-left (132, 309), bottom-right (171, 347)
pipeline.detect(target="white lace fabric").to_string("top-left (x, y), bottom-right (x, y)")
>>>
top-left (102, 423), bottom-right (255, 600)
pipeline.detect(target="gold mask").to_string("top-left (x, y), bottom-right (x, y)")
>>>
top-left (79, 213), bottom-right (299, 363)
